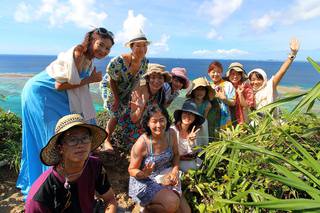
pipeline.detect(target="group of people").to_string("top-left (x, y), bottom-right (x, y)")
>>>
top-left (16, 27), bottom-right (299, 212)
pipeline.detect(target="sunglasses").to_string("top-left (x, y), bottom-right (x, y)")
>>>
top-left (63, 134), bottom-right (92, 146)
top-left (95, 27), bottom-right (114, 39)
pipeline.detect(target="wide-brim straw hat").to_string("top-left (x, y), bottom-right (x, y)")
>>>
top-left (124, 29), bottom-right (151, 48)
top-left (226, 62), bottom-right (247, 78)
top-left (186, 77), bottom-right (214, 98)
top-left (40, 114), bottom-right (107, 166)
top-left (174, 101), bottom-right (205, 126)
top-left (171, 67), bottom-right (190, 89)
top-left (142, 63), bottom-right (172, 82)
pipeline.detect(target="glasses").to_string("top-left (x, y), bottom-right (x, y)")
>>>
top-left (95, 27), bottom-right (114, 39)
top-left (63, 134), bottom-right (92, 146)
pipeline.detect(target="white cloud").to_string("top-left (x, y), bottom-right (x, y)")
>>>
top-left (250, 0), bottom-right (320, 32)
top-left (206, 29), bottom-right (223, 40)
top-left (192, 48), bottom-right (248, 57)
top-left (250, 11), bottom-right (280, 32)
top-left (14, 2), bottom-right (33, 23)
top-left (115, 10), bottom-right (147, 44)
top-left (198, 0), bottom-right (242, 40)
top-left (199, 0), bottom-right (242, 26)
top-left (14, 0), bottom-right (107, 28)
top-left (149, 34), bottom-right (170, 55)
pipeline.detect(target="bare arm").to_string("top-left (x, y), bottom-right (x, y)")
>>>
top-left (54, 68), bottom-right (102, 90)
top-left (100, 188), bottom-right (117, 213)
top-left (273, 38), bottom-right (300, 89)
top-left (128, 135), bottom-right (154, 179)
top-left (171, 129), bottom-right (180, 174)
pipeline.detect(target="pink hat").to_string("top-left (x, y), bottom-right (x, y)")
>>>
top-left (171, 67), bottom-right (190, 89)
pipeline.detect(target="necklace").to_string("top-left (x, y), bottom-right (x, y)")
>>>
top-left (60, 159), bottom-right (89, 190)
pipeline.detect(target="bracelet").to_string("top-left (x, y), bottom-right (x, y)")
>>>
top-left (288, 52), bottom-right (296, 60)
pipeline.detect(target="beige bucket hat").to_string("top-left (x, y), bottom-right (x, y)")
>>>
top-left (186, 77), bottom-right (214, 99)
top-left (142, 63), bottom-right (172, 82)
top-left (40, 114), bottom-right (107, 166)
top-left (226, 62), bottom-right (247, 78)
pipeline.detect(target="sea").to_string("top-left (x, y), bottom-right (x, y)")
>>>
top-left (0, 54), bottom-right (319, 117)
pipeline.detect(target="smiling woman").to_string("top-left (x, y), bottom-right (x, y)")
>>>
top-left (16, 27), bottom-right (114, 197)
top-left (25, 114), bottom-right (117, 212)
top-left (117, 63), bottom-right (171, 144)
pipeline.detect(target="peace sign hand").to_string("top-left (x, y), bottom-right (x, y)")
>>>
top-left (142, 161), bottom-right (155, 178)
top-left (236, 84), bottom-right (244, 95)
top-left (187, 125), bottom-right (200, 145)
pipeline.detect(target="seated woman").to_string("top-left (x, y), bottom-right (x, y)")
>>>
top-left (118, 63), bottom-right (171, 144)
top-left (171, 101), bottom-right (205, 172)
top-left (248, 38), bottom-right (300, 110)
top-left (25, 114), bottom-right (117, 212)
top-left (128, 104), bottom-right (191, 213)
top-left (226, 62), bottom-right (255, 125)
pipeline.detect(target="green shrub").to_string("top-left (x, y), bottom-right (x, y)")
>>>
top-left (0, 110), bottom-right (22, 172)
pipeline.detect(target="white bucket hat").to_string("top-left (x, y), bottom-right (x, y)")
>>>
top-left (124, 29), bottom-right (151, 48)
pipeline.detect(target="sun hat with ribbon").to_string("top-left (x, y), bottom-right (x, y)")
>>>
top-left (171, 67), bottom-right (190, 89)
top-left (142, 63), bottom-right (172, 82)
top-left (226, 62), bottom-right (247, 78)
top-left (124, 29), bottom-right (151, 48)
top-left (174, 100), bottom-right (205, 126)
top-left (186, 77), bottom-right (214, 99)
top-left (40, 114), bottom-right (107, 166)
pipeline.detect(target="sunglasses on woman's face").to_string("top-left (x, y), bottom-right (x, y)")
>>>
top-left (95, 27), bottom-right (114, 39)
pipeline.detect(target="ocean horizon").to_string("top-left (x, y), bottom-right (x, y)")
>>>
top-left (0, 54), bottom-right (319, 116)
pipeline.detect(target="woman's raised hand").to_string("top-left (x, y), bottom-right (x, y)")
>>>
top-left (187, 126), bottom-right (200, 145)
top-left (236, 84), bottom-right (244, 95)
top-left (89, 67), bottom-right (102, 83)
top-left (142, 161), bottom-right (155, 178)
top-left (130, 90), bottom-right (146, 112)
top-left (290, 38), bottom-right (300, 55)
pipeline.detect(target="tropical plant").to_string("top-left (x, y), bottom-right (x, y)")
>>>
top-left (0, 110), bottom-right (22, 172)
top-left (183, 57), bottom-right (320, 212)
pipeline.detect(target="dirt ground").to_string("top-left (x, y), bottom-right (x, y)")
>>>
top-left (0, 147), bottom-right (138, 213)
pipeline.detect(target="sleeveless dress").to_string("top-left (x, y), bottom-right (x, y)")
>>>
top-left (17, 63), bottom-right (94, 197)
top-left (128, 133), bottom-right (180, 207)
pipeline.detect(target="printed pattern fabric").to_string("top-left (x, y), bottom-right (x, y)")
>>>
top-left (100, 56), bottom-right (148, 117)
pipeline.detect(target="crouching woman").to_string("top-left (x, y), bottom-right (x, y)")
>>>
top-left (25, 114), bottom-right (117, 212)
top-left (128, 104), bottom-right (190, 213)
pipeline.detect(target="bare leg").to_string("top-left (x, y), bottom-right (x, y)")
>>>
top-left (102, 116), bottom-right (117, 152)
top-left (176, 195), bottom-right (191, 213)
top-left (145, 189), bottom-right (180, 213)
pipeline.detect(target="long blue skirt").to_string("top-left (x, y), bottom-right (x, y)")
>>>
top-left (16, 71), bottom-right (70, 197)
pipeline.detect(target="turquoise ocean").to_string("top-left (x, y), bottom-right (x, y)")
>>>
top-left (0, 54), bottom-right (319, 116)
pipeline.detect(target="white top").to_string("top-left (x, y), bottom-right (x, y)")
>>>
top-left (170, 125), bottom-right (194, 155)
top-left (255, 76), bottom-right (278, 109)
top-left (46, 46), bottom-right (96, 121)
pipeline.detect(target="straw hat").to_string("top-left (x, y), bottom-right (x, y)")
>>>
top-left (171, 67), bottom-right (190, 89)
top-left (40, 114), bottom-right (107, 166)
top-left (124, 29), bottom-right (151, 48)
top-left (226, 62), bottom-right (247, 78)
top-left (142, 63), bottom-right (172, 82)
top-left (186, 77), bottom-right (214, 99)
top-left (174, 101), bottom-right (205, 126)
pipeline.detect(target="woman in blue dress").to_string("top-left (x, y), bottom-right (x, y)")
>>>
top-left (16, 27), bottom-right (114, 197)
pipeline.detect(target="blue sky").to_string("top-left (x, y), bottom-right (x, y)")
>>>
top-left (1, 0), bottom-right (320, 61)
